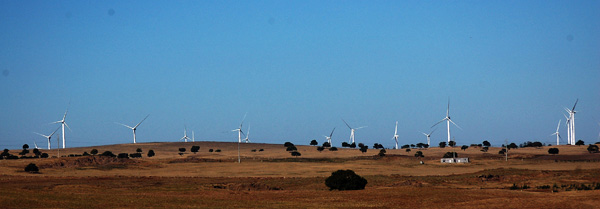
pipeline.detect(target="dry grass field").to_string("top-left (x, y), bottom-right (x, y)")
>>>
top-left (1, 142), bottom-right (600, 208)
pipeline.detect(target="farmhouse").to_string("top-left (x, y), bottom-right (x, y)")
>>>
top-left (440, 158), bottom-right (470, 163)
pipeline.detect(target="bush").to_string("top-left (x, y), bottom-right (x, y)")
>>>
top-left (378, 149), bottom-right (386, 157)
top-left (317, 146), bottom-right (325, 152)
top-left (461, 145), bottom-right (468, 151)
top-left (147, 150), bottom-right (155, 157)
top-left (136, 148), bottom-right (142, 153)
top-left (405, 148), bottom-right (411, 153)
top-left (33, 148), bottom-right (40, 156)
top-left (40, 153), bottom-right (49, 158)
top-left (401, 144), bottom-right (410, 149)
top-left (129, 153), bottom-right (142, 158)
top-left (178, 148), bottom-right (186, 153)
top-left (100, 151), bottom-right (116, 157)
top-left (359, 146), bottom-right (368, 153)
top-left (448, 141), bottom-right (456, 147)
top-left (587, 145), bottom-right (599, 153)
top-left (341, 142), bottom-right (349, 147)
top-left (82, 152), bottom-right (90, 156)
top-left (329, 147), bottom-right (338, 151)
top-left (325, 170), bottom-right (367, 191)
top-left (286, 146), bottom-right (297, 151)
top-left (191, 146), bottom-right (200, 154)
top-left (322, 142), bottom-right (331, 148)
top-left (480, 147), bottom-right (489, 152)
top-left (507, 143), bottom-right (518, 149)
top-left (118, 153), bottom-right (129, 159)
top-left (24, 163), bottom-right (39, 173)
top-left (259, 149), bottom-right (264, 152)
top-left (23, 144), bottom-right (29, 150)
top-left (251, 149), bottom-right (257, 152)
top-left (310, 140), bottom-right (318, 146)
top-left (443, 152), bottom-right (458, 158)
top-left (575, 140), bottom-right (585, 146)
top-left (91, 149), bottom-right (98, 155)
top-left (349, 143), bottom-right (356, 148)
top-left (414, 151), bottom-right (424, 158)
top-left (215, 149), bottom-right (221, 152)
top-left (439, 142), bottom-right (446, 148)
top-left (483, 140), bottom-right (491, 147)
top-left (284, 142), bottom-right (294, 147)
top-left (548, 148), bottom-right (559, 155)
top-left (209, 149), bottom-right (214, 152)
top-left (291, 151), bottom-right (301, 157)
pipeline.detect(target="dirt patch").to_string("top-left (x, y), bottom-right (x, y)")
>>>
top-left (212, 182), bottom-right (283, 191)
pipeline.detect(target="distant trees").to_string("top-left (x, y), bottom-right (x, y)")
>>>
top-left (405, 148), bottom-right (411, 153)
top-left (359, 144), bottom-right (368, 153)
top-left (310, 140), bottom-right (318, 146)
top-left (191, 146), bottom-right (200, 154)
top-left (349, 142), bottom-right (356, 148)
top-left (587, 145), bottom-right (599, 153)
top-left (118, 153), bottom-right (129, 159)
top-left (414, 151), bottom-right (424, 158)
top-left (461, 145), bottom-right (468, 151)
top-left (129, 153), bottom-right (142, 158)
top-left (147, 150), bottom-right (155, 157)
top-left (40, 153), bottom-right (49, 158)
top-left (322, 142), bottom-right (331, 148)
top-left (286, 145), bottom-right (297, 152)
top-left (100, 151), bottom-right (116, 157)
top-left (520, 141), bottom-right (543, 148)
top-left (209, 149), bottom-right (214, 153)
top-left (329, 147), bottom-right (338, 151)
top-left (401, 144), bottom-right (410, 149)
top-left (23, 144), bottom-right (29, 150)
top-left (507, 143), bottom-right (518, 150)
top-left (548, 148), bottom-right (559, 155)
top-left (373, 143), bottom-right (384, 149)
top-left (291, 151), bottom-right (301, 157)
top-left (179, 148), bottom-right (186, 152)
top-left (317, 146), bottom-right (325, 152)
top-left (439, 142), bottom-right (446, 148)
top-left (33, 148), bottom-right (40, 157)
top-left (498, 148), bottom-right (506, 155)
top-left (284, 142), bottom-right (294, 147)
top-left (341, 142), bottom-right (349, 147)
top-left (136, 148), bottom-right (142, 153)
top-left (325, 170), bottom-right (367, 191)
top-left (24, 163), bottom-right (39, 173)
top-left (378, 149), bottom-right (386, 157)
top-left (91, 149), bottom-right (98, 155)
top-left (448, 141), bottom-right (456, 147)
top-left (576, 140), bottom-right (585, 146)
top-left (416, 143), bottom-right (428, 149)
top-left (443, 152), bottom-right (458, 158)
top-left (82, 151), bottom-right (90, 156)
top-left (482, 140), bottom-right (491, 147)
top-left (480, 147), bottom-right (489, 152)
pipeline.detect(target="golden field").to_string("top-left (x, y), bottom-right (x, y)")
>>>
top-left (1, 142), bottom-right (599, 208)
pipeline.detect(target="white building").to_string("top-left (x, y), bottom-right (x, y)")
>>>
top-left (440, 158), bottom-right (469, 163)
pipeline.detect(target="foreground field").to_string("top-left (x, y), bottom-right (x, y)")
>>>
top-left (1, 142), bottom-right (600, 208)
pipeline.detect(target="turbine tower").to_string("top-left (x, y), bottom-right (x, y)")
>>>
top-left (342, 119), bottom-right (366, 144)
top-left (52, 109), bottom-right (71, 149)
top-left (421, 128), bottom-right (436, 146)
top-left (192, 131), bottom-right (195, 142)
top-left (324, 128), bottom-right (335, 145)
top-left (392, 121), bottom-right (399, 149)
top-left (551, 120), bottom-right (561, 145)
top-left (116, 114), bottom-right (149, 144)
top-left (232, 113), bottom-right (247, 164)
top-left (432, 98), bottom-right (461, 143)
top-left (564, 99), bottom-right (578, 145)
top-left (180, 126), bottom-right (190, 142)
top-left (34, 126), bottom-right (60, 150)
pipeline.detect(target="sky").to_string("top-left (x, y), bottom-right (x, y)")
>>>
top-left (1, 0), bottom-right (599, 150)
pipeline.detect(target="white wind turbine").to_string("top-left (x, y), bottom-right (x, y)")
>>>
top-left (33, 141), bottom-right (39, 149)
top-left (342, 119), bottom-right (366, 144)
top-left (392, 121), bottom-right (399, 149)
top-left (432, 98), bottom-right (461, 143)
top-left (192, 131), bottom-right (195, 142)
top-left (34, 126), bottom-right (60, 150)
top-left (324, 128), bottom-right (335, 145)
top-left (551, 120), bottom-right (561, 145)
top-left (564, 99), bottom-right (578, 145)
top-left (180, 126), bottom-right (191, 142)
top-left (421, 128), bottom-right (436, 147)
top-left (116, 114), bottom-right (149, 144)
top-left (232, 114), bottom-right (247, 163)
top-left (51, 109), bottom-right (71, 149)
top-left (243, 125), bottom-right (251, 143)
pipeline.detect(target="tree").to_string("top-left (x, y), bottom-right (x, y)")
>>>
top-left (317, 146), bottom-right (325, 152)
top-left (576, 140), bottom-right (585, 146)
top-left (325, 170), bottom-right (367, 191)
top-left (414, 151), bottom-right (424, 158)
top-left (322, 142), bottom-right (331, 148)
top-left (461, 145), bottom-right (468, 151)
top-left (401, 144), bottom-right (410, 149)
top-left (82, 151), bottom-right (90, 156)
top-left (147, 150), bottom-right (155, 157)
top-left (136, 148), bottom-right (142, 153)
top-left (24, 163), bottom-right (39, 173)
top-left (310, 140), bottom-right (318, 146)
top-left (91, 149), bottom-right (98, 155)
top-left (358, 143), bottom-right (365, 148)
top-left (191, 146), bottom-right (200, 154)
top-left (405, 148), bottom-right (411, 153)
top-left (33, 148), bottom-right (40, 156)
top-left (40, 153), bottom-right (49, 158)
top-left (215, 149), bottom-right (221, 152)
top-left (118, 153), bottom-right (129, 159)
top-left (284, 142), bottom-right (294, 147)
top-left (129, 153), bottom-right (142, 158)
top-left (349, 142), bottom-right (356, 148)
top-left (291, 151), bottom-right (301, 157)
top-left (480, 147), bottom-right (489, 152)
top-left (439, 142), bottom-right (446, 148)
top-left (209, 149), bottom-right (214, 152)
top-left (483, 140), bottom-right (491, 147)
top-left (587, 145), bottom-right (599, 153)
top-left (507, 143), bottom-right (518, 150)
top-left (101, 151), bottom-right (116, 157)
top-left (286, 145), bottom-right (297, 151)
top-left (359, 146), bottom-right (368, 153)
top-left (341, 142), bottom-right (349, 147)
top-left (548, 148), bottom-right (559, 155)
top-left (448, 141), bottom-right (456, 147)
top-left (443, 152), bottom-right (458, 158)
top-left (179, 148), bottom-right (186, 152)
top-left (23, 144), bottom-right (29, 150)
top-left (329, 147), bottom-right (338, 151)
top-left (498, 148), bottom-right (506, 155)
top-left (378, 149), bottom-right (386, 157)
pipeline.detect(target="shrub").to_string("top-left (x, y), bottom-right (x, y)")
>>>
top-left (576, 140), bottom-right (585, 146)
top-left (587, 145), bottom-right (599, 153)
top-left (215, 149), bottom-right (221, 152)
top-left (259, 149), bottom-right (264, 152)
top-left (191, 146), bottom-right (200, 154)
top-left (401, 144), bottom-right (410, 149)
top-left (405, 148), bottom-right (411, 153)
top-left (136, 148), bottom-right (142, 153)
top-left (209, 149), bottom-right (214, 152)
top-left (23, 144), bottom-right (29, 150)
top-left (341, 142), bottom-right (349, 147)
top-left (480, 147), bottom-right (489, 152)
top-left (439, 142), bottom-right (446, 148)
top-left (548, 148), bottom-right (559, 155)
top-left (291, 151), bottom-right (301, 157)
top-left (178, 148), bottom-right (186, 153)
top-left (483, 140), bottom-right (491, 147)
top-left (24, 163), bottom-right (39, 173)
top-left (286, 146), bottom-right (297, 152)
top-left (329, 147), bottom-right (338, 151)
top-left (448, 141), bottom-right (456, 147)
top-left (414, 151), bottom-right (424, 158)
top-left (461, 145), bottom-right (468, 151)
top-left (443, 152), bottom-right (458, 158)
top-left (118, 153), bottom-right (129, 159)
top-left (349, 143), bottom-right (356, 148)
top-left (82, 152), bottom-right (90, 156)
top-left (499, 149), bottom-right (506, 155)
top-left (40, 153), bottom-right (49, 158)
top-left (147, 150), bottom-right (155, 157)
top-left (33, 148), bottom-right (40, 156)
top-left (284, 142), bottom-right (294, 147)
top-left (317, 146), bottom-right (325, 152)
top-left (322, 142), bottom-right (331, 148)
top-left (507, 143), bottom-right (518, 149)
top-left (359, 146), bottom-right (368, 153)
top-left (129, 153), bottom-right (142, 158)
top-left (378, 149), bottom-right (386, 157)
top-left (91, 149), bottom-right (98, 155)
top-left (325, 170), bottom-right (367, 191)
top-left (251, 149), bottom-right (257, 152)
top-left (100, 151), bottom-right (116, 157)
top-left (310, 140), bottom-right (318, 146)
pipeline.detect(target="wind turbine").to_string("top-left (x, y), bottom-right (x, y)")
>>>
top-left (34, 126), bottom-right (60, 150)
top-left (324, 128), bottom-right (335, 145)
top-left (564, 99), bottom-right (578, 145)
top-left (192, 131), bottom-right (195, 142)
top-left (420, 128), bottom-right (436, 147)
top-left (180, 126), bottom-right (191, 142)
top-left (232, 113), bottom-right (247, 163)
top-left (432, 98), bottom-right (461, 143)
top-left (551, 120), bottom-right (561, 145)
top-left (116, 114), bottom-right (149, 144)
top-left (392, 121), bottom-right (399, 149)
top-left (244, 125), bottom-right (251, 143)
top-left (51, 109), bottom-right (71, 149)
top-left (342, 119), bottom-right (366, 144)
top-left (33, 141), bottom-right (39, 149)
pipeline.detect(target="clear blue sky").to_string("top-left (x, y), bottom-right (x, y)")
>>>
top-left (1, 0), bottom-right (599, 149)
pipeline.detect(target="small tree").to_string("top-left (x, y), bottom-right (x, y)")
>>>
top-left (480, 147), bottom-right (489, 152)
top-left (576, 140), bottom-right (585, 146)
top-left (24, 163), bottom-right (39, 173)
top-left (23, 144), bottom-right (29, 150)
top-left (82, 151), bottom-right (90, 156)
top-left (359, 146), bottom-right (368, 153)
top-left (349, 142), bottom-right (356, 148)
top-left (461, 145), bottom-right (468, 151)
top-left (439, 142), bottom-right (446, 148)
top-left (322, 142), bottom-right (331, 148)
top-left (405, 148), bottom-right (411, 153)
top-left (310, 140), bottom-right (318, 146)
top-left (91, 149), bottom-right (98, 155)
top-left (448, 141), bottom-right (456, 147)
top-left (147, 150), bottom-right (155, 157)
top-left (341, 142), bottom-right (349, 147)
top-left (101, 151), bottom-right (116, 157)
top-left (443, 152), bottom-right (458, 158)
top-left (378, 149), bottom-right (386, 157)
top-left (191, 146), bottom-right (200, 154)
top-left (286, 145), bottom-right (297, 151)
top-left (136, 148), bottom-right (142, 153)
top-left (483, 140), bottom-right (491, 147)
top-left (40, 153), bottom-right (49, 158)
top-left (325, 170), bottom-right (367, 191)
top-left (414, 151), bottom-right (424, 158)
top-left (178, 148), bottom-right (186, 156)
top-left (209, 149), bottom-right (214, 152)
top-left (317, 146), bottom-right (325, 152)
top-left (401, 144), bottom-right (410, 149)
top-left (33, 148), bottom-right (40, 157)
top-left (587, 145), bottom-right (599, 153)
top-left (118, 153), bottom-right (129, 159)
top-left (259, 148), bottom-right (264, 152)
top-left (498, 148), bottom-right (506, 155)
top-left (507, 143), bottom-right (518, 150)
top-left (215, 149), bottom-right (221, 152)
top-left (291, 151), bottom-right (301, 157)
top-left (548, 148), bottom-right (559, 155)
top-left (329, 147), bottom-right (338, 151)
top-left (284, 142), bottom-right (294, 147)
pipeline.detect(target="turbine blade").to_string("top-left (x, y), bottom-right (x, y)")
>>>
top-left (448, 119), bottom-right (462, 130)
top-left (421, 132), bottom-right (428, 136)
top-left (394, 121), bottom-right (398, 135)
top-left (572, 99), bottom-right (578, 111)
top-left (34, 132), bottom-right (48, 138)
top-left (49, 126), bottom-right (61, 137)
top-left (355, 126), bottom-right (367, 130)
top-left (64, 122), bottom-right (72, 132)
top-left (446, 97), bottom-right (450, 117)
top-left (430, 127), bottom-right (437, 135)
top-left (556, 120), bottom-right (561, 132)
top-left (116, 122), bottom-right (134, 129)
top-left (342, 119), bottom-right (352, 129)
top-left (330, 127), bottom-right (336, 137)
top-left (62, 109), bottom-right (68, 121)
top-left (240, 112), bottom-right (247, 127)
top-left (431, 119), bottom-right (446, 128)
top-left (133, 114), bottom-right (150, 129)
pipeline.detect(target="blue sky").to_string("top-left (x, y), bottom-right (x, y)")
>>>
top-left (1, 0), bottom-right (599, 149)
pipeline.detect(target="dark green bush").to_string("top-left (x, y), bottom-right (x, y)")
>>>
top-left (25, 163), bottom-right (39, 173)
top-left (325, 170), bottom-right (367, 191)
top-left (100, 151), bottom-right (116, 157)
